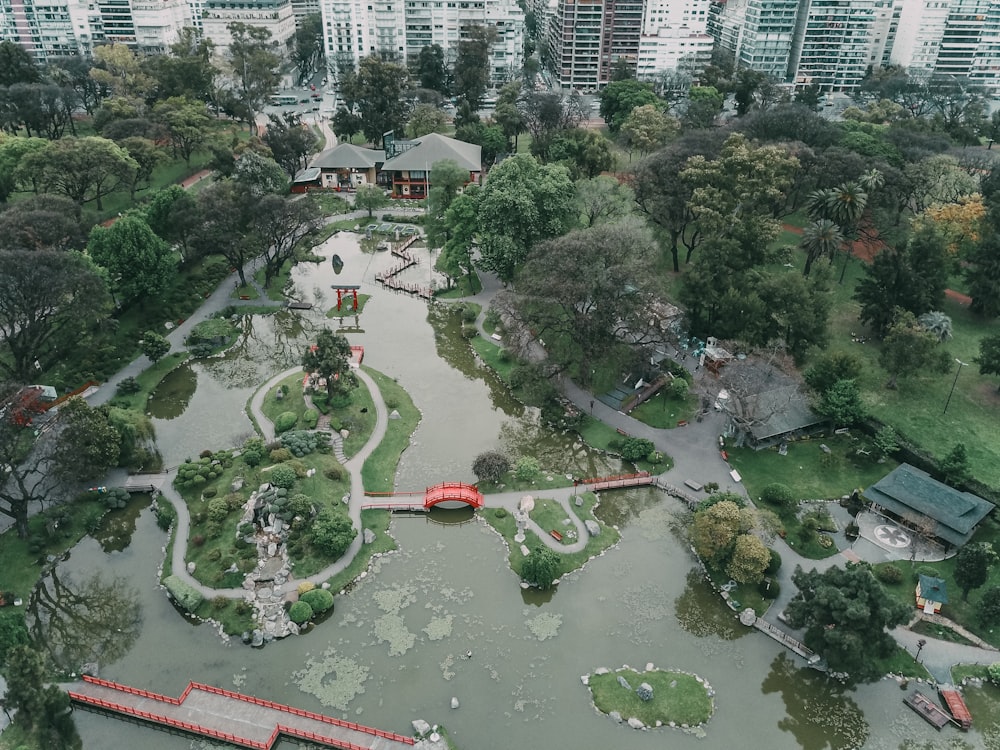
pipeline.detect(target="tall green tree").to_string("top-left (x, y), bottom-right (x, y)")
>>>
top-left (521, 546), bottom-right (560, 589)
top-left (232, 150), bottom-right (288, 196)
top-left (0, 41), bottom-right (40, 87)
top-left (253, 193), bottom-right (324, 288)
top-left (940, 442), bottom-right (971, 487)
top-left (976, 332), bottom-right (1000, 390)
top-left (0, 193), bottom-right (84, 252)
top-left (954, 543), bottom-right (997, 600)
top-left (119, 136), bottom-right (165, 200)
top-left (967, 231), bottom-right (1000, 318)
top-left (144, 185), bottom-right (199, 261)
top-left (452, 25), bottom-right (495, 106)
top-left (575, 175), bottom-right (635, 228)
top-left (141, 330), bottom-right (171, 363)
top-left (291, 13), bottom-right (324, 85)
top-left (785, 564), bottom-right (909, 681)
top-left (144, 29), bottom-right (217, 102)
top-left (618, 104), bottom-right (679, 157)
top-left (227, 22), bottom-right (281, 133)
top-left (407, 103), bottom-right (449, 138)
top-left (547, 128), bottom-right (615, 180)
top-left (415, 44), bottom-right (448, 93)
top-left (691, 499), bottom-right (755, 566)
top-left (354, 183), bottom-right (388, 218)
top-left (152, 96), bottom-right (212, 165)
top-left (191, 180), bottom-right (258, 285)
top-left (341, 55), bottom-right (411, 147)
top-left (474, 154), bottom-right (575, 282)
top-left (262, 112), bottom-right (318, 178)
top-left (19, 136), bottom-right (137, 210)
top-left (0, 135), bottom-right (48, 202)
top-left (47, 397), bottom-right (121, 484)
top-left (800, 219), bottom-right (844, 277)
top-left (425, 159), bottom-right (472, 247)
top-left (877, 309), bottom-right (951, 389)
top-left (814, 379), bottom-right (866, 426)
top-left (0, 249), bottom-right (109, 379)
top-left (435, 187), bottom-right (478, 287)
top-left (87, 214), bottom-right (175, 307)
top-left (89, 42), bottom-right (152, 99)
top-left (3, 644), bottom-right (79, 747)
top-left (599, 79), bottom-right (658, 133)
top-left (302, 329), bottom-right (357, 399)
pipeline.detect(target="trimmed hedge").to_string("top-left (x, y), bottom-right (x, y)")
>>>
top-left (164, 575), bottom-right (204, 612)
top-left (289, 600), bottom-right (314, 624)
top-left (275, 411), bottom-right (298, 434)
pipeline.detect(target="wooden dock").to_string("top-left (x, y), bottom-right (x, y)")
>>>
top-left (750, 617), bottom-right (823, 667)
top-left (124, 474), bottom-right (167, 493)
top-left (904, 690), bottom-right (952, 730)
top-left (374, 235), bottom-right (432, 300)
top-left (67, 675), bottom-right (415, 749)
top-left (581, 472), bottom-right (653, 492)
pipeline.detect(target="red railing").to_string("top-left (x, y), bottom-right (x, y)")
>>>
top-left (424, 482), bottom-right (484, 509)
top-left (80, 675), bottom-right (184, 705)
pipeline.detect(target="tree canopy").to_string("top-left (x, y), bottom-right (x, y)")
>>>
top-left (302, 330), bottom-right (358, 399)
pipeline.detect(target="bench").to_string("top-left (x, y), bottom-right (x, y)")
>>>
top-left (550, 530), bottom-right (563, 542)
top-left (684, 479), bottom-right (703, 492)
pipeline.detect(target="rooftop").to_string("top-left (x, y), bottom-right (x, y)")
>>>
top-left (310, 143), bottom-right (385, 170)
top-left (380, 133), bottom-right (481, 172)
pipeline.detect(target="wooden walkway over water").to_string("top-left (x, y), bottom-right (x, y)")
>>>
top-left (581, 471), bottom-right (654, 492)
top-left (374, 236), bottom-right (432, 300)
top-left (67, 676), bottom-right (415, 750)
top-left (751, 617), bottom-right (824, 668)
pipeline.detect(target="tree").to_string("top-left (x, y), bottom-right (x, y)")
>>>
top-left (475, 154), bottom-right (575, 282)
top-left (311, 509), bottom-right (357, 558)
top-left (521, 546), bottom-right (560, 589)
top-left (415, 44), bottom-right (448, 93)
top-left (599, 80), bottom-right (658, 133)
top-left (967, 231), bottom-right (1000, 318)
top-left (20, 136), bottom-right (137, 210)
top-left (263, 112), bottom-right (318, 178)
top-left (512, 219), bottom-right (658, 375)
top-left (141, 330), bottom-right (170, 363)
top-left (493, 81), bottom-right (523, 150)
top-left (291, 13), bottom-right (324, 84)
top-left (152, 96), bottom-right (212, 165)
top-left (48, 55), bottom-right (104, 116)
top-left (804, 351), bottom-right (863, 394)
top-left (472, 450), bottom-right (511, 483)
top-left (682, 86), bottom-right (724, 130)
top-left (0, 135), bottom-right (49, 203)
top-left (954, 542), bottom-right (997, 601)
top-left (547, 128), bottom-right (615, 180)
top-left (618, 104), bottom-right (679, 157)
top-left (977, 333), bottom-right (1000, 390)
top-left (191, 180), bottom-right (258, 286)
top-left (253, 193), bottom-right (324, 288)
top-left (89, 42), bottom-right (152, 99)
top-left (144, 29), bottom-right (217, 102)
top-left (691, 500), bottom-right (755, 566)
top-left (517, 91), bottom-right (584, 157)
top-left (452, 25), bottom-right (495, 106)
top-left (342, 55), bottom-right (411, 147)
top-left (87, 214), bottom-right (175, 308)
top-left (355, 183), bottom-right (388, 218)
top-left (978, 586), bottom-right (1000, 625)
top-left (575, 175), bottom-right (635, 228)
top-left (302, 329), bottom-right (357, 399)
top-left (4, 82), bottom-right (78, 139)
top-left (144, 185), bottom-right (199, 261)
top-left (407, 103), bottom-right (448, 138)
top-left (232, 149), bottom-right (288, 196)
top-left (436, 188), bottom-right (478, 286)
top-left (800, 219), bottom-right (844, 277)
top-left (815, 379), bottom-right (865, 426)
top-left (0, 250), bottom-right (109, 380)
top-left (425, 159), bottom-right (472, 247)
top-left (227, 22), bottom-right (281, 132)
top-left (877, 309), bottom-right (951, 389)
top-left (4, 644), bottom-right (79, 747)
top-left (726, 534), bottom-right (771, 584)
top-left (332, 107), bottom-right (363, 143)
top-left (0, 41), bottom-right (40, 87)
top-left (0, 193), bottom-right (84, 252)
top-left (940, 442), bottom-right (971, 487)
top-left (46, 397), bottom-right (121, 484)
top-left (785, 564), bottom-right (909, 681)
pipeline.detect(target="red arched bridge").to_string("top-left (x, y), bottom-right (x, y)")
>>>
top-left (363, 482), bottom-right (484, 512)
top-left (67, 675), bottom-right (414, 750)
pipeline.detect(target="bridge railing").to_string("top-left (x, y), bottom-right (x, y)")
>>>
top-left (80, 674), bottom-right (184, 705)
top-left (581, 471), bottom-right (651, 485)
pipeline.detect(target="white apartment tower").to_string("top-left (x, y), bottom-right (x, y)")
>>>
top-left (320, 0), bottom-right (524, 85)
top-left (788, 0), bottom-right (881, 91)
top-left (637, 0), bottom-right (713, 83)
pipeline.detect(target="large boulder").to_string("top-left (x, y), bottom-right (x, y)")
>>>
top-left (585, 520), bottom-right (601, 536)
top-left (636, 683), bottom-right (653, 701)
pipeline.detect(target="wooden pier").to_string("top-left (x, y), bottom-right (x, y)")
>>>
top-left (374, 235), bottom-right (432, 300)
top-left (750, 617), bottom-right (823, 667)
top-left (124, 474), bottom-right (167, 493)
top-left (67, 675), bottom-right (415, 749)
top-left (904, 690), bottom-right (953, 730)
top-left (581, 472), bottom-right (654, 492)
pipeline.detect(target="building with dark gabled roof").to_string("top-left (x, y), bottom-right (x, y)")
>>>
top-left (307, 144), bottom-right (386, 191)
top-left (379, 134), bottom-right (481, 199)
top-left (864, 463), bottom-right (993, 550)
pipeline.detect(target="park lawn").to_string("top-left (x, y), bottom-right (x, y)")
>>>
top-left (728, 434), bottom-right (897, 502)
top-left (588, 669), bottom-right (713, 727)
top-left (310, 192), bottom-right (352, 215)
top-left (326, 293), bottom-right (371, 317)
top-left (871, 645), bottom-right (933, 680)
top-left (260, 371), bottom-right (310, 430)
top-left (360, 366), bottom-right (421, 493)
top-left (529, 498), bottom-right (574, 544)
top-left (337, 377), bottom-right (376, 458)
top-left (911, 617), bottom-right (977, 646)
top-left (470, 335), bottom-right (515, 382)
top-left (629, 391), bottom-right (699, 429)
top-left (254, 260), bottom-right (293, 302)
top-left (326, 509), bottom-right (397, 592)
top-left (702, 563), bottom-right (770, 616)
top-left (435, 272), bottom-right (482, 299)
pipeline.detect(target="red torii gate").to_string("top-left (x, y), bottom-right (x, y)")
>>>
top-left (332, 284), bottom-right (361, 311)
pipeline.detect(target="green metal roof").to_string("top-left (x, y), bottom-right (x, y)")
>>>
top-left (918, 574), bottom-right (948, 604)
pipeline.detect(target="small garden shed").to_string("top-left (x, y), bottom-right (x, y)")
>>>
top-left (915, 574), bottom-right (948, 614)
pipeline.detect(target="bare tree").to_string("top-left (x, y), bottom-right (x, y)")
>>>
top-left (716, 346), bottom-right (802, 446)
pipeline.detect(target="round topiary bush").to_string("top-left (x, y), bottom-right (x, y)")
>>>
top-left (494, 507), bottom-right (508, 519)
top-left (876, 564), bottom-right (903, 585)
top-left (269, 464), bottom-right (297, 490)
top-left (759, 578), bottom-right (781, 599)
top-left (275, 411), bottom-right (298, 434)
top-left (203, 487), bottom-right (218, 498)
top-left (300, 588), bottom-right (334, 614)
top-left (303, 409), bottom-right (319, 429)
top-left (207, 497), bottom-right (229, 523)
top-left (760, 483), bottom-right (796, 510)
top-left (289, 600), bottom-right (314, 624)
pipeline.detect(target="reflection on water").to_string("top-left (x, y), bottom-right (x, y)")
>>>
top-left (27, 567), bottom-right (141, 671)
top-left (90, 494), bottom-right (151, 553)
top-left (762, 653), bottom-right (869, 750)
top-left (145, 363), bottom-right (196, 419)
top-left (675, 569), bottom-right (747, 640)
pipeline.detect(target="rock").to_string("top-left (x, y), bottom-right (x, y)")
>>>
top-left (342, 494), bottom-right (350, 505)
top-left (429, 732), bottom-right (440, 742)
top-left (575, 496), bottom-right (583, 507)
top-left (389, 409), bottom-right (401, 420)
top-left (250, 629), bottom-right (264, 647)
top-left (231, 478), bottom-right (244, 492)
top-left (412, 719), bottom-right (431, 735)
top-left (627, 717), bottom-right (645, 729)
top-left (609, 711), bottom-right (621, 723)
top-left (580, 675), bottom-right (589, 685)
top-left (645, 663), bottom-right (655, 671)
top-left (617, 675), bottom-right (632, 690)
top-left (636, 683), bottom-right (653, 701)
top-left (655, 721), bottom-right (662, 727)
top-left (186, 562), bottom-right (196, 574)
top-left (267, 542), bottom-right (278, 557)
top-left (321, 582), bottom-right (331, 590)
top-left (340, 428), bottom-right (350, 439)
top-left (275, 388), bottom-right (284, 401)
top-left (585, 520), bottom-right (601, 537)
top-left (519, 544), bottom-right (530, 556)
top-left (594, 667), bottom-right (609, 675)
top-left (363, 528), bottom-right (376, 544)
top-left (450, 697), bottom-right (460, 709)
top-left (164, 321), bottom-right (175, 330)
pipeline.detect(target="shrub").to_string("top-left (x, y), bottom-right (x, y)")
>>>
top-left (300, 588), bottom-right (334, 614)
top-left (988, 662), bottom-right (1000, 687)
top-left (759, 579), bottom-right (781, 599)
top-left (515, 456), bottom-right (540, 482)
top-left (310, 510), bottom-right (357, 558)
top-left (620, 437), bottom-right (654, 463)
top-left (913, 565), bottom-right (939, 583)
top-left (207, 497), bottom-right (229, 523)
top-left (303, 409), bottom-right (319, 429)
top-left (978, 587), bottom-right (1000, 625)
top-left (155, 501), bottom-right (176, 530)
top-left (191, 534), bottom-right (206, 547)
top-left (199, 449), bottom-right (213, 459)
top-left (203, 487), bottom-right (218, 498)
top-left (163, 575), bottom-right (204, 612)
top-left (281, 430), bottom-right (324, 457)
top-left (289, 601), bottom-right (314, 624)
top-left (226, 493), bottom-right (244, 511)
top-left (0, 609), bottom-right (29, 667)
top-left (473, 451), bottom-right (511, 484)
top-left (494, 507), bottom-right (508, 519)
top-left (269, 464), bottom-right (297, 489)
top-left (297, 581), bottom-right (316, 595)
top-left (269, 448), bottom-right (293, 463)
top-left (765, 549), bottom-right (782, 575)
top-left (116, 377), bottom-right (141, 395)
top-left (875, 564), bottom-right (903, 585)
top-left (275, 411), bottom-right (298, 434)
top-left (207, 548), bottom-right (222, 562)
top-left (760, 483), bottom-right (796, 511)
top-left (323, 465), bottom-right (344, 481)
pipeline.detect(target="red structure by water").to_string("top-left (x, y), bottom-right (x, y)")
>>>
top-left (363, 482), bottom-right (484, 511)
top-left (67, 675), bottom-right (414, 749)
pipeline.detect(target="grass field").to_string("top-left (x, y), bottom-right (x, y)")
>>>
top-left (588, 668), bottom-right (713, 726)
top-left (360, 367), bottom-right (421, 493)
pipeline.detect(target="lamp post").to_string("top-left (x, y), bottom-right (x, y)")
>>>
top-left (943, 359), bottom-right (968, 415)
top-left (916, 638), bottom-right (927, 662)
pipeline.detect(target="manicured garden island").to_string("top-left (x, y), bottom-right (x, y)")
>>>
top-left (584, 665), bottom-right (715, 730)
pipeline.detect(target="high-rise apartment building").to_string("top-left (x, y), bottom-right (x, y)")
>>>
top-left (788, 0), bottom-right (881, 90)
top-left (201, 0), bottom-right (296, 52)
top-left (319, 0), bottom-right (524, 86)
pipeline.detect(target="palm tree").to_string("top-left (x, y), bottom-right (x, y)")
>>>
top-left (821, 182), bottom-right (868, 230)
top-left (801, 219), bottom-right (844, 276)
top-left (918, 310), bottom-right (953, 342)
top-left (858, 168), bottom-right (884, 193)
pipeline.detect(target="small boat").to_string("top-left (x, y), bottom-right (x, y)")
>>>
top-left (903, 690), bottom-right (952, 730)
top-left (939, 685), bottom-right (973, 730)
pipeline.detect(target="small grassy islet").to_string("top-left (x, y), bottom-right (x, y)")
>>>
top-left (588, 667), bottom-right (714, 727)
